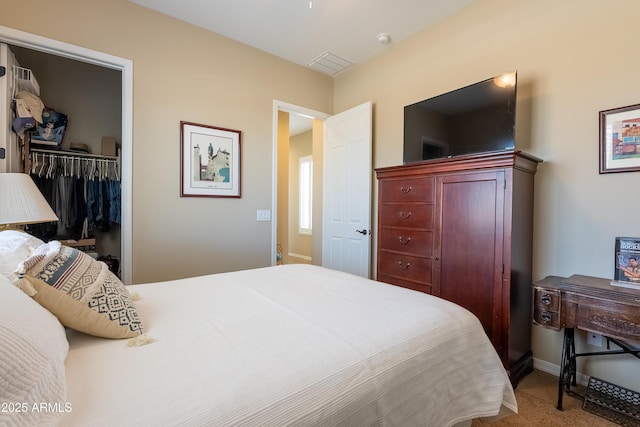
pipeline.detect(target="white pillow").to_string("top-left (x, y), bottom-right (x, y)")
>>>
top-left (0, 273), bottom-right (69, 427)
top-left (0, 230), bottom-right (44, 282)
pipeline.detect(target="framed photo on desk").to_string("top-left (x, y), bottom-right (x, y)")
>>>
top-left (613, 237), bottom-right (640, 288)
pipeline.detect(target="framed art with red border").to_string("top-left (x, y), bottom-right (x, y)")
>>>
top-left (180, 121), bottom-right (241, 198)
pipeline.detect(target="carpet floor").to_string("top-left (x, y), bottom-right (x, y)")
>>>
top-left (471, 369), bottom-right (621, 426)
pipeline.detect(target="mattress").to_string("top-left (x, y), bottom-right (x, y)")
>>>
top-left (62, 264), bottom-right (516, 426)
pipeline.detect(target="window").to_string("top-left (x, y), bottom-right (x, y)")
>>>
top-left (299, 155), bottom-right (312, 235)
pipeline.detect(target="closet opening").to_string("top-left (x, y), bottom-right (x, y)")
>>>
top-left (8, 45), bottom-right (122, 275)
top-left (0, 25), bottom-right (133, 284)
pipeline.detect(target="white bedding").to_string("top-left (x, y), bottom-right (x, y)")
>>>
top-left (62, 264), bottom-right (516, 426)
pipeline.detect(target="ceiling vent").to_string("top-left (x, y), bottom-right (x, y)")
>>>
top-left (306, 51), bottom-right (353, 76)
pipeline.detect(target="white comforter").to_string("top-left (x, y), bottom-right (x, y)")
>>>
top-left (62, 264), bottom-right (516, 426)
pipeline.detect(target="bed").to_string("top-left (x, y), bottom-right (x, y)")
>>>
top-left (0, 230), bottom-right (516, 427)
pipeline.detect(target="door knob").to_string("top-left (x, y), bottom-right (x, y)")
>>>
top-left (355, 229), bottom-right (369, 235)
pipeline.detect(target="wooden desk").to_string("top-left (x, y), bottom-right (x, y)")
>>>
top-left (532, 275), bottom-right (640, 410)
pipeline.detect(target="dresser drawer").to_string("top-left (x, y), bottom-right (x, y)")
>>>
top-left (377, 252), bottom-right (432, 283)
top-left (379, 177), bottom-right (434, 202)
top-left (533, 288), bottom-right (560, 311)
top-left (533, 306), bottom-right (561, 330)
top-left (379, 204), bottom-right (433, 229)
top-left (377, 273), bottom-right (433, 295)
top-left (379, 228), bottom-right (433, 256)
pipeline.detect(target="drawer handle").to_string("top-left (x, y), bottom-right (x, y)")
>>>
top-left (540, 293), bottom-right (552, 305)
top-left (400, 186), bottom-right (412, 193)
top-left (397, 261), bottom-right (411, 270)
top-left (398, 236), bottom-right (411, 244)
top-left (399, 211), bottom-right (412, 219)
top-left (540, 311), bottom-right (552, 323)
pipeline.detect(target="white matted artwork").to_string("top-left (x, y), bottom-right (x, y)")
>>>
top-left (180, 121), bottom-right (241, 197)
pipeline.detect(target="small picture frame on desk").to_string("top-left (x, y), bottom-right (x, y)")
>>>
top-left (612, 237), bottom-right (640, 289)
top-left (599, 103), bottom-right (640, 174)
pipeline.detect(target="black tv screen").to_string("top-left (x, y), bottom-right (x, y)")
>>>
top-left (403, 72), bottom-right (517, 163)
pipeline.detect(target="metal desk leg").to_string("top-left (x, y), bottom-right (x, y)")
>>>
top-left (557, 328), bottom-right (576, 410)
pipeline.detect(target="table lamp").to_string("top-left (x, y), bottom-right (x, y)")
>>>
top-left (0, 173), bottom-right (58, 230)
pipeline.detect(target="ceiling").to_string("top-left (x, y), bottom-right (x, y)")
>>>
top-left (128, 0), bottom-right (474, 76)
top-left (128, 0), bottom-right (474, 135)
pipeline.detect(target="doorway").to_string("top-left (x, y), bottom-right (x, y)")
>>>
top-left (272, 101), bottom-right (373, 277)
top-left (0, 25), bottom-right (134, 284)
top-left (272, 100), bottom-right (329, 267)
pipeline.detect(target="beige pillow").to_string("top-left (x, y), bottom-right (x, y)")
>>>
top-left (20, 241), bottom-right (143, 339)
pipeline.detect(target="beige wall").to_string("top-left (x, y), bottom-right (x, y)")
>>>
top-left (0, 0), bottom-right (333, 283)
top-left (3, 0), bottom-right (639, 390)
top-left (335, 0), bottom-right (640, 390)
top-left (288, 130), bottom-right (312, 261)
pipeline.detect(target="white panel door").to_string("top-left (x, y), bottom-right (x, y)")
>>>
top-left (322, 102), bottom-right (372, 277)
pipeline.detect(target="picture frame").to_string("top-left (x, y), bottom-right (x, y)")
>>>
top-left (599, 103), bottom-right (640, 174)
top-left (180, 121), bottom-right (241, 198)
top-left (611, 236), bottom-right (640, 290)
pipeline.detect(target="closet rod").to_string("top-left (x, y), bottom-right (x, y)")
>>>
top-left (30, 147), bottom-right (118, 160)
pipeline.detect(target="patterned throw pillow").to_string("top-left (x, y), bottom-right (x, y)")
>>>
top-left (19, 241), bottom-right (143, 339)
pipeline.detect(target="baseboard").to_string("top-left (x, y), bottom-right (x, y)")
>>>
top-left (533, 357), bottom-right (589, 386)
top-left (287, 252), bottom-right (312, 262)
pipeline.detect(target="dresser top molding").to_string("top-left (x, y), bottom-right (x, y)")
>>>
top-left (375, 150), bottom-right (543, 177)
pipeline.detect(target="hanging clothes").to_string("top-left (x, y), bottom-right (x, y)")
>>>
top-left (27, 150), bottom-right (121, 240)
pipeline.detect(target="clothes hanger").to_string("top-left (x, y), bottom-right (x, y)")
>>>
top-left (30, 152), bottom-right (38, 175)
top-left (38, 153), bottom-right (47, 177)
top-left (46, 154), bottom-right (55, 179)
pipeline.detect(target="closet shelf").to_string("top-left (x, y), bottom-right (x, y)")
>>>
top-left (30, 147), bottom-right (118, 160)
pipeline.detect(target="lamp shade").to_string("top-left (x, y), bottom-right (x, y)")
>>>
top-left (0, 173), bottom-right (58, 226)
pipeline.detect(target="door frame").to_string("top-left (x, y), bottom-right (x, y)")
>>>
top-left (271, 100), bottom-right (330, 266)
top-left (0, 25), bottom-right (134, 284)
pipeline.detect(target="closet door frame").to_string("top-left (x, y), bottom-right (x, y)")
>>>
top-left (0, 25), bottom-right (134, 284)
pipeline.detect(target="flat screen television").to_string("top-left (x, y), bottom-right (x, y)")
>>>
top-left (403, 72), bottom-right (517, 164)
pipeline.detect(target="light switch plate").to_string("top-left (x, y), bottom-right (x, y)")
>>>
top-left (256, 210), bottom-right (271, 221)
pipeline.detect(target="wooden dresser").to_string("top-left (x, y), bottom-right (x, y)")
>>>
top-left (375, 150), bottom-right (542, 386)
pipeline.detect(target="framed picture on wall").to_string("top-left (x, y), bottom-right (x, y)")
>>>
top-left (599, 103), bottom-right (640, 174)
top-left (180, 121), bottom-right (241, 198)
